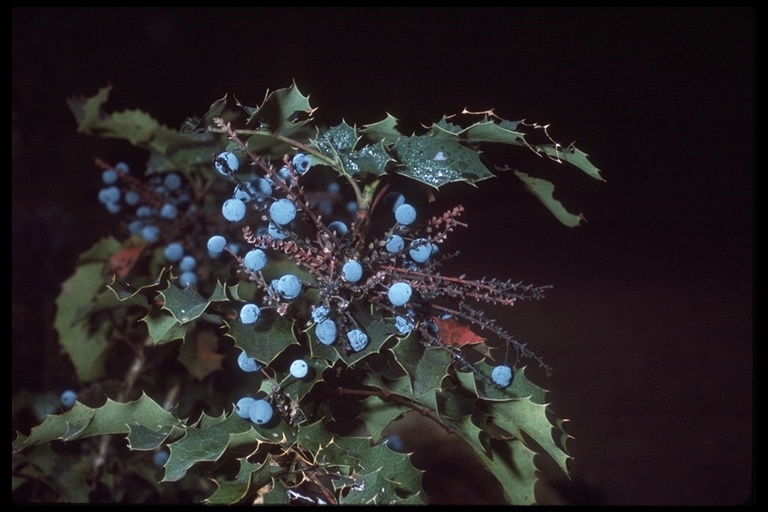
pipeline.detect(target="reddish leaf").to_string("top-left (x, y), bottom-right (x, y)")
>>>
top-left (432, 316), bottom-right (485, 347)
top-left (107, 245), bottom-right (145, 281)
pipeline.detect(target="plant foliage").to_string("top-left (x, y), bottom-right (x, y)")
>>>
top-left (12, 83), bottom-right (603, 504)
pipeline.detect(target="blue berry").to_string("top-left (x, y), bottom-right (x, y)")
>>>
top-left (153, 448), bottom-right (170, 467)
top-left (215, 151), bottom-right (239, 175)
top-left (105, 201), bottom-right (121, 214)
top-left (290, 359), bottom-right (309, 379)
top-left (244, 249), bottom-right (267, 272)
top-left (346, 200), bottom-right (358, 216)
top-left (269, 199), bottom-right (297, 226)
top-left (163, 173), bottom-right (182, 190)
top-left (237, 349), bottom-right (262, 372)
top-left (222, 198), bottom-right (246, 222)
top-left (160, 203), bottom-right (178, 220)
top-left (328, 221), bottom-right (348, 236)
top-left (252, 177), bottom-right (273, 198)
top-left (395, 203), bottom-right (417, 225)
top-left (394, 315), bottom-right (414, 335)
top-left (207, 235), bottom-right (227, 254)
top-left (491, 365), bottom-right (514, 388)
top-left (124, 190), bottom-right (140, 206)
top-left (226, 242), bottom-right (242, 256)
top-left (234, 182), bottom-right (257, 202)
top-left (235, 397), bottom-right (256, 419)
top-left (240, 303), bottom-right (261, 324)
top-left (102, 168), bottom-right (118, 184)
top-left (115, 161), bottom-right (130, 174)
top-left (267, 221), bottom-right (288, 240)
top-left (292, 153), bottom-right (311, 174)
top-left (275, 166), bottom-right (294, 185)
top-left (163, 242), bottom-right (184, 262)
top-left (128, 219), bottom-right (144, 235)
top-left (311, 305), bottom-right (331, 323)
top-left (276, 274), bottom-right (302, 300)
top-left (136, 205), bottom-right (154, 218)
top-left (388, 282), bottom-right (412, 306)
top-left (178, 271), bottom-right (198, 287)
top-left (179, 255), bottom-right (197, 272)
top-left (409, 238), bottom-right (432, 263)
top-left (98, 186), bottom-right (121, 205)
top-left (385, 235), bottom-right (404, 253)
top-left (249, 399), bottom-right (273, 425)
top-left (316, 319), bottom-right (337, 345)
top-left (384, 192), bottom-right (406, 213)
top-left (385, 434), bottom-right (406, 453)
top-left (60, 389), bottom-right (78, 409)
top-left (141, 225), bottom-right (160, 243)
top-left (347, 329), bottom-right (369, 352)
top-left (342, 260), bottom-right (363, 283)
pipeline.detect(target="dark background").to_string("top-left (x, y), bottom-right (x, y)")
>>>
top-left (12, 7), bottom-right (754, 505)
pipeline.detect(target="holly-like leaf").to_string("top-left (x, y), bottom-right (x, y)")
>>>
top-left (513, 170), bottom-right (585, 227)
top-left (358, 396), bottom-right (411, 442)
top-left (452, 414), bottom-right (539, 505)
top-left (359, 113), bottom-right (403, 146)
top-left (312, 122), bottom-right (393, 178)
top-left (54, 262), bottom-right (112, 382)
top-left (225, 313), bottom-right (299, 367)
top-left (159, 279), bottom-right (228, 324)
top-left (142, 308), bottom-right (189, 345)
top-left (432, 316), bottom-right (485, 347)
top-left (339, 443), bottom-right (425, 505)
top-left (163, 411), bottom-right (254, 482)
top-left (205, 457), bottom-right (272, 505)
top-left (237, 83), bottom-right (315, 136)
top-left (390, 335), bottom-right (451, 405)
top-left (536, 142), bottom-right (605, 182)
top-left (12, 393), bottom-right (184, 454)
top-left (392, 135), bottom-right (494, 188)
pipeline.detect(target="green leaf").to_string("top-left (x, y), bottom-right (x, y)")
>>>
top-left (54, 262), bottom-right (112, 381)
top-left (312, 122), bottom-right (393, 178)
top-left (126, 424), bottom-right (172, 451)
top-left (142, 308), bottom-right (190, 345)
top-left (514, 170), bottom-right (585, 227)
top-left (12, 394), bottom-right (183, 453)
top-left (392, 135), bottom-right (494, 188)
top-left (205, 457), bottom-right (272, 504)
top-left (452, 414), bottom-right (538, 505)
top-left (339, 443), bottom-right (425, 505)
top-left (237, 83), bottom-right (314, 136)
top-left (391, 335), bottom-right (451, 402)
top-left (456, 365), bottom-right (570, 477)
top-left (159, 279), bottom-right (228, 324)
top-left (164, 412), bottom-right (253, 482)
top-left (225, 313), bottom-right (299, 367)
top-left (432, 116), bottom-right (526, 146)
top-left (359, 113), bottom-right (403, 146)
top-left (536, 142), bottom-right (605, 182)
top-left (358, 396), bottom-right (411, 442)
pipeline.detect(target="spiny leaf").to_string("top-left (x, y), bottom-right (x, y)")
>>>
top-left (12, 393), bottom-right (183, 454)
top-left (163, 411), bottom-right (254, 482)
top-left (358, 396), bottom-right (411, 442)
top-left (536, 142), bottom-right (605, 182)
top-left (205, 457), bottom-right (272, 504)
top-left (159, 278), bottom-right (228, 324)
top-left (237, 83), bottom-right (315, 135)
top-left (514, 170), bottom-right (585, 227)
top-left (339, 444), bottom-right (425, 505)
top-left (391, 334), bottom-right (451, 402)
top-left (431, 116), bottom-right (527, 146)
top-left (312, 122), bottom-right (393, 177)
top-left (54, 262), bottom-right (112, 381)
top-left (452, 414), bottom-right (538, 505)
top-left (456, 364), bottom-right (570, 476)
top-left (392, 135), bottom-right (494, 188)
top-left (359, 113), bottom-right (403, 146)
top-left (126, 424), bottom-right (173, 451)
top-left (432, 315), bottom-right (485, 347)
top-left (142, 308), bottom-right (190, 345)
top-left (225, 313), bottom-right (299, 367)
